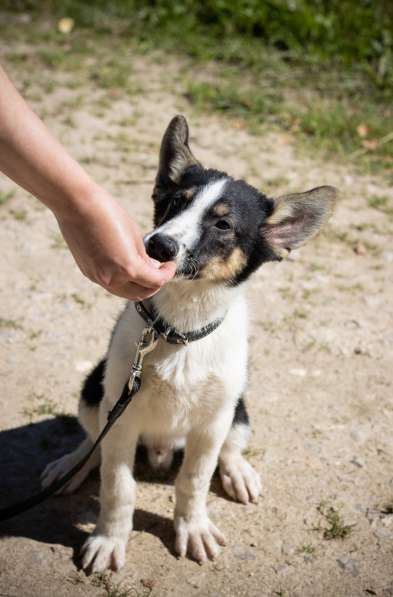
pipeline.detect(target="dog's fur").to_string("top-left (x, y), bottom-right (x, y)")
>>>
top-left (41, 115), bottom-right (336, 572)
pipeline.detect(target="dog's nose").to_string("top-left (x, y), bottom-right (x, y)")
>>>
top-left (146, 233), bottom-right (179, 262)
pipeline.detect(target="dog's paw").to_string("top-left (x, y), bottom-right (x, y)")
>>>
top-left (80, 534), bottom-right (126, 572)
top-left (174, 514), bottom-right (226, 563)
top-left (40, 454), bottom-right (88, 494)
top-left (219, 456), bottom-right (261, 504)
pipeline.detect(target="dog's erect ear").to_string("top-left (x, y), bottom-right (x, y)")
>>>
top-left (261, 186), bottom-right (337, 256)
top-left (155, 115), bottom-right (200, 188)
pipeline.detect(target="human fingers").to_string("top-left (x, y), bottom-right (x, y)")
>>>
top-left (128, 258), bottom-right (176, 289)
top-left (101, 280), bottom-right (160, 301)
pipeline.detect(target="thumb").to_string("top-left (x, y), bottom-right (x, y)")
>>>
top-left (133, 258), bottom-right (176, 288)
top-left (157, 260), bottom-right (177, 282)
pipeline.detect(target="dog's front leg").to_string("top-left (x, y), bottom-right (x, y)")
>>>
top-left (81, 406), bottom-right (138, 573)
top-left (174, 412), bottom-right (232, 563)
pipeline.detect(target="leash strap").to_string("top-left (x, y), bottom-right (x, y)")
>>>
top-left (0, 304), bottom-right (225, 522)
top-left (0, 326), bottom-right (158, 522)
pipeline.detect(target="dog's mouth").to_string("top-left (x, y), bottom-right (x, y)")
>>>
top-left (175, 252), bottom-right (201, 280)
top-left (144, 232), bottom-right (202, 281)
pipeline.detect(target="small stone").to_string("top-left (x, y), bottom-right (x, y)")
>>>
top-left (75, 360), bottom-right (93, 373)
top-left (233, 545), bottom-right (256, 561)
top-left (354, 503), bottom-right (365, 513)
top-left (381, 582), bottom-right (393, 596)
top-left (289, 368), bottom-right (307, 377)
top-left (187, 577), bottom-right (202, 589)
top-left (353, 241), bottom-right (367, 256)
top-left (350, 456), bottom-right (364, 468)
top-left (141, 578), bottom-right (157, 590)
top-left (336, 557), bottom-right (360, 577)
top-left (280, 542), bottom-right (295, 556)
top-left (383, 251), bottom-right (393, 263)
top-left (213, 562), bottom-right (226, 572)
top-left (58, 17), bottom-right (74, 34)
top-left (366, 508), bottom-right (380, 524)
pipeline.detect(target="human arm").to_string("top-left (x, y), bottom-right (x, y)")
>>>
top-left (0, 65), bottom-right (175, 299)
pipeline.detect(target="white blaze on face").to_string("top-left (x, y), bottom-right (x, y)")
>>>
top-left (147, 178), bottom-right (228, 264)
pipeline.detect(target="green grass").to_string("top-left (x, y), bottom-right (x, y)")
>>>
top-left (315, 502), bottom-right (355, 540)
top-left (0, 190), bottom-right (15, 205)
top-left (184, 72), bottom-right (393, 174)
top-left (18, 0), bottom-right (392, 89)
top-left (22, 394), bottom-right (64, 423)
top-left (368, 195), bottom-right (393, 216)
top-left (0, 317), bottom-right (23, 330)
top-left (298, 543), bottom-right (316, 556)
top-left (1, 6), bottom-right (392, 176)
top-left (185, 80), bottom-right (282, 123)
top-left (50, 233), bottom-right (67, 250)
top-left (9, 208), bottom-right (27, 221)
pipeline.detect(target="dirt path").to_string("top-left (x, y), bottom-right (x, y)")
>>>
top-left (1, 16), bottom-right (393, 597)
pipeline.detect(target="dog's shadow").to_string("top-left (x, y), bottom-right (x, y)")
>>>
top-left (0, 416), bottom-right (192, 562)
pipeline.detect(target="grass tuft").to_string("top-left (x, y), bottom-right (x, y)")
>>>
top-left (315, 502), bottom-right (355, 540)
top-left (90, 573), bottom-right (152, 597)
top-left (0, 190), bottom-right (15, 205)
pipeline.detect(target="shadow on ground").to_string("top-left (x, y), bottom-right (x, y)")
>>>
top-left (0, 417), bottom-right (197, 561)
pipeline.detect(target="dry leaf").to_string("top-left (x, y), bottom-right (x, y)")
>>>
top-left (356, 124), bottom-right (369, 138)
top-left (107, 88), bottom-right (122, 98)
top-left (362, 139), bottom-right (378, 150)
top-left (141, 578), bottom-right (157, 590)
top-left (353, 241), bottom-right (367, 256)
top-left (58, 17), bottom-right (74, 34)
top-left (232, 119), bottom-right (245, 130)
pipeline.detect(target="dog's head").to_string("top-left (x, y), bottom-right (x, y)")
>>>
top-left (145, 115), bottom-right (336, 286)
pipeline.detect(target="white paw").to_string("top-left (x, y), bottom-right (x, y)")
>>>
top-left (174, 514), bottom-right (226, 563)
top-left (40, 454), bottom-right (89, 494)
top-left (219, 456), bottom-right (261, 504)
top-left (80, 534), bottom-right (126, 572)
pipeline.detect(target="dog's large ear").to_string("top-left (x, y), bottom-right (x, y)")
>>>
top-left (261, 186), bottom-right (337, 256)
top-left (155, 115), bottom-right (200, 189)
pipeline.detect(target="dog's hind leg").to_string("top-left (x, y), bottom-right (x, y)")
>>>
top-left (40, 360), bottom-right (104, 494)
top-left (40, 435), bottom-right (100, 494)
top-left (218, 395), bottom-right (262, 504)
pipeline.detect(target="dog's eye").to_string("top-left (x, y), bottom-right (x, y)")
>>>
top-left (214, 219), bottom-right (232, 231)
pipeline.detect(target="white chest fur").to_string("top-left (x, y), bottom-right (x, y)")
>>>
top-left (103, 281), bottom-right (249, 439)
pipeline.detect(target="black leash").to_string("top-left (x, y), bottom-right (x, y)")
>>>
top-left (0, 378), bottom-right (140, 521)
top-left (0, 301), bottom-right (225, 522)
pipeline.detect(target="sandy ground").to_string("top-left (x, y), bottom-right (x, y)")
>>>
top-left (1, 18), bottom-right (393, 597)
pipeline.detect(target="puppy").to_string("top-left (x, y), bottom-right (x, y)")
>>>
top-left (41, 115), bottom-right (336, 572)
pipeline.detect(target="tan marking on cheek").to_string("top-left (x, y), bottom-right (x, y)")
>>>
top-left (213, 203), bottom-right (230, 217)
top-left (184, 187), bottom-right (197, 200)
top-left (201, 247), bottom-right (247, 281)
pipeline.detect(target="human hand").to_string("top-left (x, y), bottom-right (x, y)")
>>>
top-left (55, 189), bottom-right (176, 300)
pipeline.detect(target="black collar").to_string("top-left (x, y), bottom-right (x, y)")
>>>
top-left (135, 301), bottom-right (225, 345)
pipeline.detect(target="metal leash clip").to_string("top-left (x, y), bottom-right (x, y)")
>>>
top-left (127, 326), bottom-right (159, 393)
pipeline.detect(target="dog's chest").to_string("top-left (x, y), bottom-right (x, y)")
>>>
top-left (135, 340), bottom-right (229, 434)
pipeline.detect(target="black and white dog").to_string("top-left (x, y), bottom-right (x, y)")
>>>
top-left (41, 115), bottom-right (336, 572)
